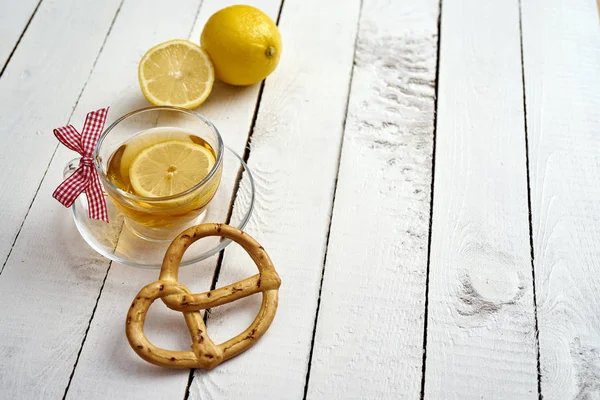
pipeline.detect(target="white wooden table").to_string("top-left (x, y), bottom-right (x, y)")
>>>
top-left (1, 0), bottom-right (599, 399)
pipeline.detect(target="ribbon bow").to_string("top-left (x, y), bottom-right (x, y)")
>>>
top-left (52, 107), bottom-right (109, 222)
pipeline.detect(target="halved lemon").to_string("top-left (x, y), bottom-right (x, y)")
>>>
top-left (129, 140), bottom-right (216, 197)
top-left (138, 39), bottom-right (215, 109)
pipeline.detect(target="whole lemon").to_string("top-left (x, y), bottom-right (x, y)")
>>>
top-left (201, 5), bottom-right (282, 86)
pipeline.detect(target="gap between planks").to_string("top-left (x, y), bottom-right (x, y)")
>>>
top-left (419, 0), bottom-right (443, 398)
top-left (62, 261), bottom-right (113, 400)
top-left (0, 0), bottom-right (44, 78)
top-left (517, 0), bottom-right (542, 397)
top-left (62, 217), bottom-right (128, 399)
top-left (300, 0), bottom-right (364, 398)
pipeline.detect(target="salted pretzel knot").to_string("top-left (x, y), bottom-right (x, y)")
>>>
top-left (126, 223), bottom-right (281, 369)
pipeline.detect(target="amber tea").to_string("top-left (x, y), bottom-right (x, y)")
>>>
top-left (104, 126), bottom-right (222, 238)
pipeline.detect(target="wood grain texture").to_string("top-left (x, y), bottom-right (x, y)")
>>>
top-left (0, 0), bottom-right (39, 70)
top-left (187, 0), bottom-right (361, 398)
top-left (423, 0), bottom-right (538, 398)
top-left (521, 0), bottom-right (600, 398)
top-left (0, 0), bottom-right (121, 270)
top-left (65, 0), bottom-right (283, 398)
top-left (304, 0), bottom-right (439, 398)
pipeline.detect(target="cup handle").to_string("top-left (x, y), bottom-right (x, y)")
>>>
top-left (63, 158), bottom-right (81, 179)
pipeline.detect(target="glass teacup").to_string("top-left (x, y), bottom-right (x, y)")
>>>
top-left (93, 107), bottom-right (223, 241)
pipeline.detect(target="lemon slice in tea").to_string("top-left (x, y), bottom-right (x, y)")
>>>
top-left (129, 140), bottom-right (216, 197)
top-left (138, 39), bottom-right (215, 109)
top-left (118, 127), bottom-right (194, 180)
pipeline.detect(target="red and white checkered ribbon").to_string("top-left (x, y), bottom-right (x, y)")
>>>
top-left (52, 107), bottom-right (109, 222)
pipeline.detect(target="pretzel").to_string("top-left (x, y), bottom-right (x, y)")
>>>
top-left (126, 223), bottom-right (281, 369)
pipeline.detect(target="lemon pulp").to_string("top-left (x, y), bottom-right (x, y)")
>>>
top-left (138, 39), bottom-right (215, 109)
top-left (129, 140), bottom-right (216, 198)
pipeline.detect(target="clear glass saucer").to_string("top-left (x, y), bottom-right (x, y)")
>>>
top-left (71, 146), bottom-right (254, 269)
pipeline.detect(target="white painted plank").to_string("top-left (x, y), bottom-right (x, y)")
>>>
top-left (0, 0), bottom-right (121, 267)
top-left (0, 0), bottom-right (38, 69)
top-left (65, 1), bottom-right (283, 399)
top-left (188, 0), bottom-right (361, 398)
top-left (521, 0), bottom-right (600, 398)
top-left (423, 0), bottom-right (538, 398)
top-left (305, 0), bottom-right (439, 398)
